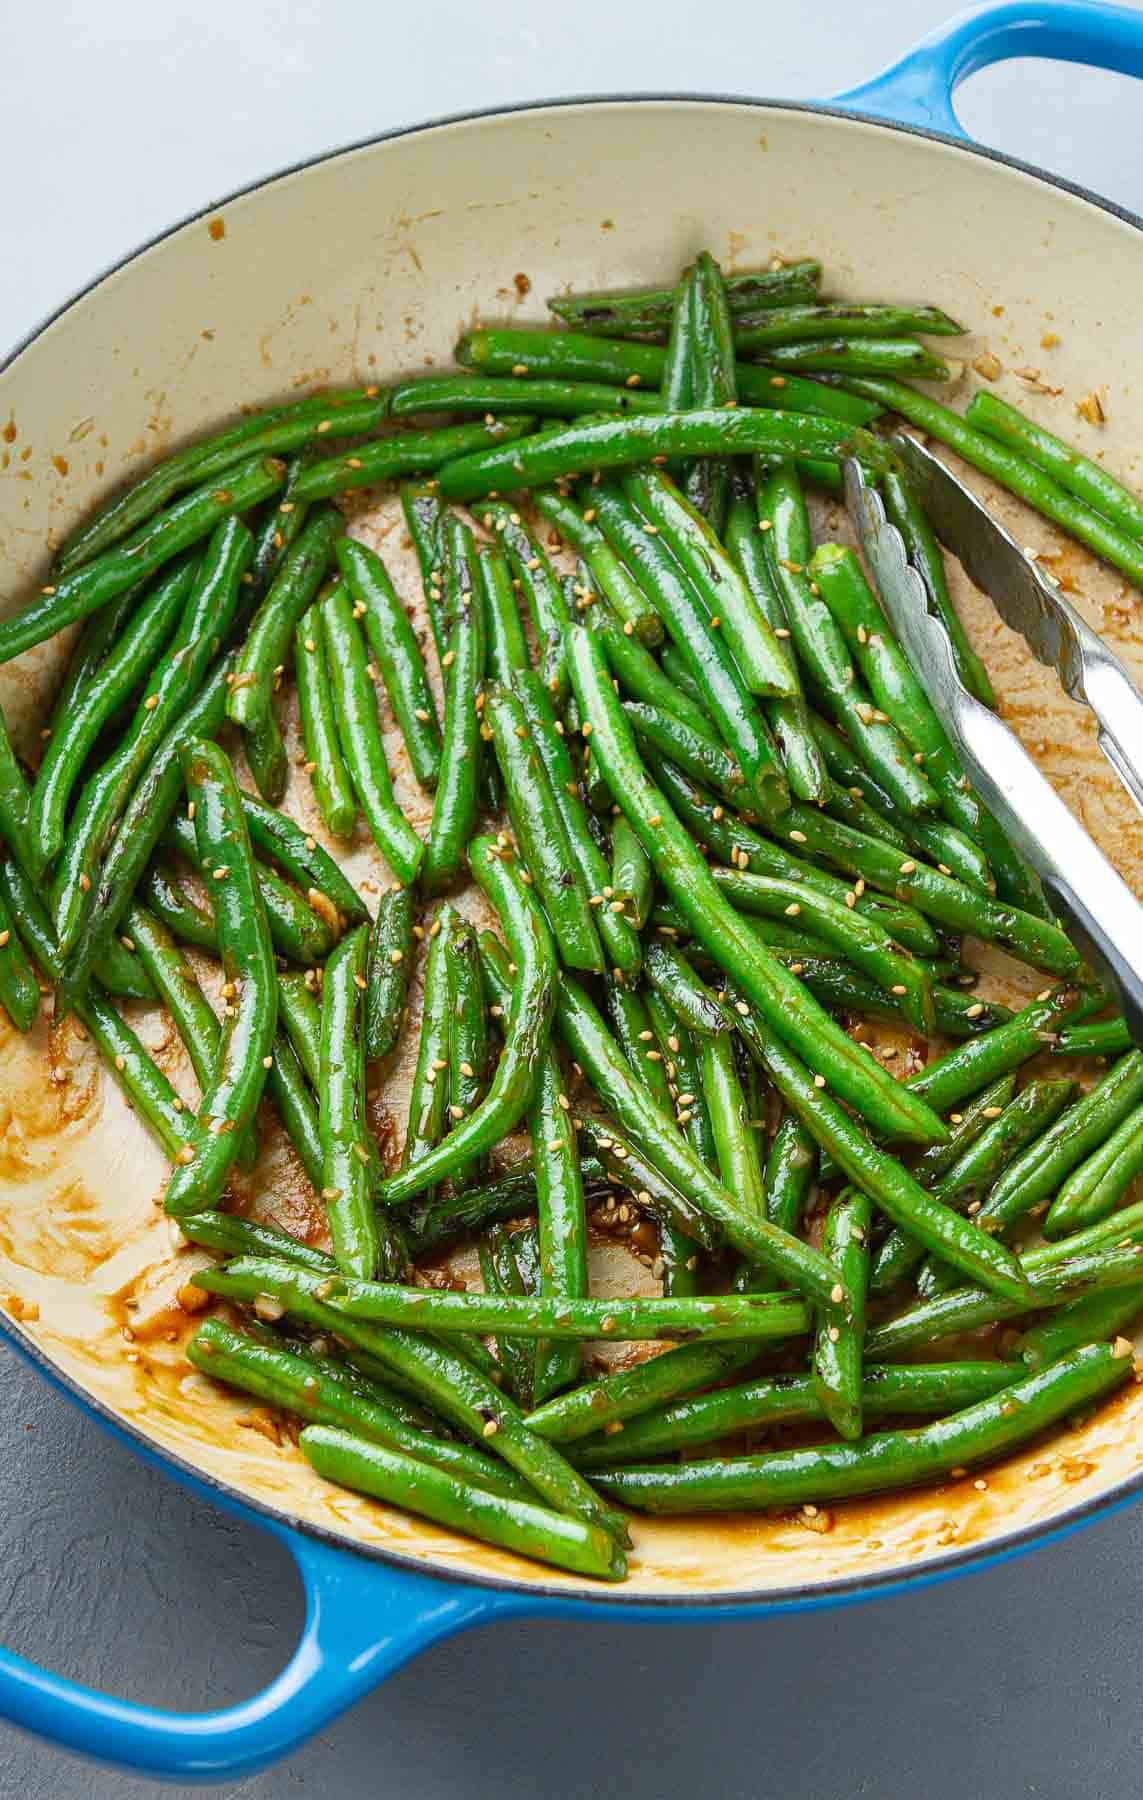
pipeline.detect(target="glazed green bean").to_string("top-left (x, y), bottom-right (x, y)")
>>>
top-left (291, 416), bottom-right (535, 503)
top-left (644, 989), bottom-right (719, 1173)
top-left (702, 1032), bottom-right (767, 1221)
top-left (734, 301), bottom-right (962, 352)
top-left (812, 1186), bottom-right (871, 1441)
top-left (239, 793), bottom-right (365, 925)
top-left (592, 1344), bottom-right (1130, 1512)
top-left (245, 454), bottom-right (313, 608)
top-left (534, 487), bottom-right (679, 648)
top-left (643, 941), bottom-right (731, 1038)
top-left (486, 684), bottom-right (604, 973)
top-left (262, 1031), bottom-right (324, 1191)
top-left (399, 906), bottom-right (454, 1201)
top-left (623, 704), bottom-right (747, 807)
top-left (769, 952), bottom-right (1009, 1040)
top-left (0, 886), bottom-right (40, 1031)
top-left (1020, 1285), bottom-right (1143, 1370)
top-left (477, 1226), bottom-right (534, 1405)
top-left (44, 586), bottom-right (142, 732)
top-left (476, 544), bottom-right (529, 687)
top-left (764, 338), bottom-right (950, 377)
top-left (336, 537), bottom-right (442, 790)
top-left (435, 408), bottom-right (852, 503)
top-left (907, 986), bottom-right (1085, 1113)
top-left (322, 582), bottom-right (424, 885)
top-left (165, 812), bottom-right (335, 966)
top-left (317, 924), bottom-right (377, 1278)
top-left (526, 1341), bottom-right (753, 1444)
top-left (879, 465), bottom-right (996, 707)
top-left (0, 711), bottom-right (33, 878)
top-left (843, 377), bottom-right (1143, 589)
top-left (1056, 1016), bottom-right (1132, 1058)
top-left (758, 464), bottom-right (936, 816)
top-left (243, 709), bottom-right (287, 806)
top-left (611, 814), bottom-right (653, 936)
top-left (604, 977), bottom-right (676, 1113)
top-left (546, 260), bottom-right (822, 334)
top-left (29, 562), bottom-right (190, 874)
top-left (0, 456), bottom-right (284, 667)
top-left (364, 885), bottom-right (414, 1063)
top-left (422, 521), bottom-right (484, 895)
top-left (294, 603), bottom-right (357, 839)
top-left (392, 373), bottom-right (661, 419)
top-left (477, 501), bottom-right (580, 693)
top-left (1045, 1098), bottom-right (1143, 1238)
top-left (967, 390), bottom-right (1143, 544)
top-left (275, 971), bottom-right (321, 1083)
top-left (228, 506), bottom-right (343, 730)
top-left (568, 627), bottom-right (947, 1146)
top-left (573, 1361), bottom-right (1017, 1467)
top-left (447, 915), bottom-right (489, 1192)
top-left (680, 252), bottom-right (737, 529)
top-left (765, 1115), bottom-right (817, 1234)
top-left (579, 592), bottom-right (709, 734)
top-left (162, 742), bottom-right (277, 1215)
top-left (399, 482), bottom-right (449, 663)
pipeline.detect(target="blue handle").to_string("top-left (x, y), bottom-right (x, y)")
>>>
top-left (0, 1518), bottom-right (526, 1782)
top-left (833, 0), bottom-right (1143, 139)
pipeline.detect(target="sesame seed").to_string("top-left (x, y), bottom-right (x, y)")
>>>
top-left (899, 861), bottom-right (916, 875)
top-left (830, 1283), bottom-right (844, 1304)
top-left (789, 829), bottom-right (807, 844)
top-left (813, 1074), bottom-right (826, 1089)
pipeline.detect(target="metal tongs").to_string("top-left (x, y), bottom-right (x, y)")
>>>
top-left (845, 437), bottom-right (1143, 1046)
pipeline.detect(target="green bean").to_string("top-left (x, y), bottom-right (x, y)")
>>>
top-left (611, 814), bottom-right (653, 936)
top-left (977, 1053), bottom-right (1143, 1237)
top-left (1045, 1098), bottom-right (1143, 1238)
top-left (644, 989), bottom-right (719, 1173)
top-left (478, 1226), bottom-right (536, 1406)
top-left (737, 1004), bottom-right (1031, 1302)
top-left (244, 453), bottom-right (313, 608)
top-left (44, 586), bottom-right (142, 732)
top-left (1020, 1286), bottom-right (1143, 1370)
top-left (662, 265), bottom-right (702, 495)
top-left (758, 465), bottom-right (936, 816)
top-left (643, 941), bottom-right (730, 1038)
top-left (593, 1343), bottom-right (1130, 1512)
top-left (261, 1031), bottom-right (324, 1192)
top-left (363, 884), bottom-right (414, 1063)
top-left (29, 564), bottom-right (190, 874)
top-left (702, 1033), bottom-right (767, 1221)
top-left (459, 328), bottom-right (881, 426)
top-left (54, 528), bottom-right (249, 955)
top-left (56, 655), bottom-right (234, 1011)
top-left (321, 583), bottom-right (424, 885)
top-left (446, 915), bottom-right (488, 1187)
top-left (486, 684), bottom-right (604, 973)
top-left (573, 1361), bottom-right (1017, 1468)
top-left (867, 1246), bottom-right (1143, 1359)
top-left (546, 260), bottom-right (822, 335)
top-left (713, 866), bottom-right (934, 1034)
top-left (907, 986), bottom-right (1086, 1112)
top-left (396, 372), bottom-right (665, 419)
top-left (591, 484), bottom-right (788, 818)
top-left (735, 301), bottom-right (963, 352)
top-left (0, 885), bottom-right (40, 1030)
top-left (276, 971), bottom-right (321, 1083)
top-left (844, 377), bottom-right (1143, 590)
top-left (0, 714), bottom-right (32, 878)
top-left (527, 1340), bottom-right (755, 1443)
top-left (604, 977), bottom-right (677, 1112)
top-left (336, 537), bottom-right (442, 790)
top-left (435, 408), bottom-right (851, 503)
top-left (568, 627), bottom-right (946, 1146)
top-left (681, 252), bottom-right (738, 530)
top-left (405, 1153), bottom-right (608, 1260)
top-left (191, 1255), bottom-right (630, 1543)
top-left (623, 703), bottom-right (747, 807)
top-left (399, 482), bottom-right (449, 664)
top-left (294, 603), bottom-right (357, 839)
top-left (239, 793), bottom-right (365, 925)
top-left (165, 812), bottom-right (334, 966)
top-left (579, 592), bottom-right (709, 734)
top-left (398, 905), bottom-right (455, 1204)
top-left (177, 1208), bottom-right (333, 1271)
top-left (967, 390), bottom-right (1143, 545)
top-left (0, 456), bottom-right (284, 667)
top-left (812, 1187), bottom-right (871, 1440)
top-left (778, 803), bottom-right (1079, 976)
top-left (242, 709), bottom-right (287, 806)
top-left (162, 742), bottom-right (277, 1215)
top-left (512, 670), bottom-right (641, 978)
top-left (764, 1115), bottom-right (817, 1233)
top-left (878, 468), bottom-right (996, 720)
top-left (763, 338), bottom-right (950, 377)
top-left (301, 1426), bottom-right (626, 1581)
top-left (228, 506), bottom-right (343, 729)
top-left (626, 468), bottom-right (795, 698)
top-left (530, 487), bottom-right (662, 647)
top-left (291, 416), bottom-right (535, 504)
top-left (768, 952), bottom-right (1008, 1040)
top-left (422, 521), bottom-right (484, 895)
top-left (1056, 1016), bottom-right (1132, 1058)
top-left (316, 924), bottom-right (376, 1277)
top-left (476, 544), bottom-right (529, 688)
top-left (477, 502), bottom-right (579, 694)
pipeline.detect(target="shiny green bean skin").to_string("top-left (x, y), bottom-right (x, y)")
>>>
top-left (769, 953), bottom-right (1009, 1041)
top-left (1056, 1016), bottom-right (1132, 1058)
top-left (239, 792), bottom-right (365, 925)
top-left (623, 704), bottom-right (747, 808)
top-left (526, 1341), bottom-right (753, 1444)
top-left (436, 408), bottom-right (850, 503)
top-left (0, 886), bottom-right (40, 1030)
top-left (844, 377), bottom-right (1143, 590)
top-left (967, 390), bottom-right (1143, 545)
top-left (243, 709), bottom-right (287, 806)
top-left (163, 742), bottom-right (277, 1215)
top-left (165, 812), bottom-right (334, 966)
top-left (476, 544), bottom-right (529, 687)
top-left (301, 1426), bottom-right (626, 1581)
top-left (392, 373), bottom-right (660, 419)
top-left (813, 1187), bottom-right (871, 1440)
top-left (644, 941), bottom-right (730, 1038)
top-left (486, 684), bottom-right (604, 973)
top-left (294, 603), bottom-right (358, 839)
top-left (317, 924), bottom-right (377, 1278)
top-left (979, 1053), bottom-right (1143, 1236)
top-left (758, 464), bottom-right (936, 816)
top-left (512, 670), bottom-right (641, 978)
top-left (447, 915), bottom-right (489, 1193)
top-left (294, 417), bottom-right (535, 504)
top-left (1020, 1285), bottom-right (1143, 1370)
top-left (54, 526), bottom-right (249, 954)
top-left (191, 1256), bottom-right (630, 1544)
top-left (738, 1005), bottom-right (1031, 1303)
top-left (734, 302), bottom-right (962, 352)
top-left (403, 1153), bottom-right (608, 1259)
top-left (702, 1033), bottom-right (767, 1221)
top-left (580, 594), bottom-right (709, 735)
top-left (275, 971), bottom-right (321, 1084)
top-left (879, 465), bottom-right (996, 709)
top-left (906, 986), bottom-right (1085, 1113)
top-left (592, 484), bottom-right (788, 819)
top-left (321, 583), bottom-right (424, 885)
top-left (593, 1344), bottom-right (1130, 1513)
top-left (479, 501), bottom-right (578, 694)
top-left (569, 627), bottom-right (946, 1147)
top-left (336, 537), bottom-right (442, 790)
top-left (1045, 1097), bottom-right (1143, 1238)
top-left (0, 456), bottom-right (284, 667)
top-left (459, 328), bottom-right (880, 426)
top-left (604, 977), bottom-right (676, 1112)
top-left (399, 482), bottom-right (449, 664)
top-left (611, 814), bottom-right (653, 937)
top-left (644, 989), bottom-right (719, 1173)
top-left (364, 885), bottom-right (414, 1063)
top-left (244, 454), bottom-right (312, 609)
top-left (398, 906), bottom-right (454, 1202)
top-left (765, 1114), bottom-right (817, 1233)
top-left (56, 655), bottom-right (234, 1012)
top-left (422, 522), bottom-right (484, 896)
top-left (177, 1207), bottom-right (334, 1271)
top-left (546, 261), bottom-right (822, 334)
top-left (228, 506), bottom-right (342, 729)
top-left (763, 338), bottom-right (950, 377)
top-left (532, 487), bottom-right (670, 647)
top-left (262, 1031), bottom-right (324, 1192)
top-left (573, 1360), bottom-right (1017, 1468)
top-left (29, 563), bottom-right (190, 874)
top-left (0, 710), bottom-right (33, 876)
top-left (189, 1319), bottom-right (531, 1502)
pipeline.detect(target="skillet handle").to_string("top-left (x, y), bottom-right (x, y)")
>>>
top-left (832, 0), bottom-right (1143, 139)
top-left (0, 1525), bottom-right (527, 1781)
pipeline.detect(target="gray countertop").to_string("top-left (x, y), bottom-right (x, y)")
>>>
top-left (2, 3), bottom-right (1143, 1793)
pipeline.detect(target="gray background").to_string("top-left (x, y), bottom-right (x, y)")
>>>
top-left (2, 2), bottom-right (1143, 1793)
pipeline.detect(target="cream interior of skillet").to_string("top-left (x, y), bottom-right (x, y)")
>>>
top-left (2, 108), bottom-right (1143, 1598)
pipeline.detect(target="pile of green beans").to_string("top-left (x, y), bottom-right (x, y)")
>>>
top-left (5, 247), bottom-right (1142, 1585)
